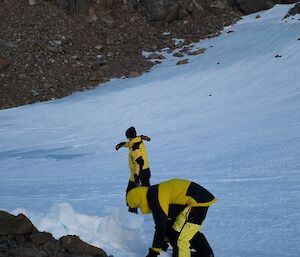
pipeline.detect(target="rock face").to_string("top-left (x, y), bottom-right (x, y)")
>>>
top-left (286, 2), bottom-right (300, 16)
top-left (131, 0), bottom-right (230, 23)
top-left (0, 0), bottom-right (240, 109)
top-left (60, 235), bottom-right (108, 256)
top-left (0, 211), bottom-right (37, 236)
top-left (0, 210), bottom-right (109, 257)
top-left (2, 0), bottom-right (296, 110)
top-left (235, 0), bottom-right (274, 14)
top-left (227, 0), bottom-right (299, 14)
top-left (48, 0), bottom-right (93, 16)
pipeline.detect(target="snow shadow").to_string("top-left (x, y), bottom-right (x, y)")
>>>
top-left (0, 147), bottom-right (85, 160)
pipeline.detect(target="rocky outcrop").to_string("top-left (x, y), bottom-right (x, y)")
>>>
top-left (0, 210), bottom-right (109, 257)
top-left (60, 235), bottom-right (108, 257)
top-left (0, 211), bottom-right (38, 236)
top-left (2, 0), bottom-right (297, 110)
top-left (227, 0), bottom-right (299, 14)
top-left (0, 0), bottom-right (239, 109)
top-left (235, 0), bottom-right (274, 14)
top-left (285, 2), bottom-right (300, 16)
top-left (131, 0), bottom-right (230, 23)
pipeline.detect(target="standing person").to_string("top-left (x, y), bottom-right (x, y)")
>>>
top-left (126, 179), bottom-right (216, 257)
top-left (115, 126), bottom-right (151, 212)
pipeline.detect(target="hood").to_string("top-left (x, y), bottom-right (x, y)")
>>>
top-left (127, 187), bottom-right (151, 214)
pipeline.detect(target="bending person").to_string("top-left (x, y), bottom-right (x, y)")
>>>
top-left (127, 178), bottom-right (216, 257)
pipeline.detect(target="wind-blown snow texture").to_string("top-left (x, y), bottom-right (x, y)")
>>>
top-left (1, 4), bottom-right (300, 257)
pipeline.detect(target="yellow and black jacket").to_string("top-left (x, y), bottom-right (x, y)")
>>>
top-left (127, 179), bottom-right (216, 250)
top-left (125, 136), bottom-right (150, 182)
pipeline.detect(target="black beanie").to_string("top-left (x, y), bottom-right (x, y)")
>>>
top-left (126, 126), bottom-right (137, 139)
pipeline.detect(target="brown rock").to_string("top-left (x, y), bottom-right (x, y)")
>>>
top-left (126, 71), bottom-right (142, 78)
top-left (47, 45), bottom-right (64, 54)
top-left (187, 48), bottom-right (206, 56)
top-left (179, 46), bottom-right (191, 53)
top-left (176, 59), bottom-right (189, 65)
top-left (28, 0), bottom-right (37, 6)
top-left (148, 53), bottom-right (166, 59)
top-left (60, 235), bottom-right (108, 257)
top-left (285, 3), bottom-right (300, 17)
top-left (173, 52), bottom-right (184, 57)
top-left (0, 58), bottom-right (11, 72)
top-left (0, 0), bottom-right (240, 110)
top-left (29, 232), bottom-right (54, 246)
top-left (0, 211), bottom-right (38, 236)
top-left (6, 247), bottom-right (44, 257)
top-left (233, 0), bottom-right (274, 15)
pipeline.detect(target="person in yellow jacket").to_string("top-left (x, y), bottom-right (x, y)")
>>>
top-left (115, 126), bottom-right (151, 212)
top-left (127, 179), bottom-right (216, 257)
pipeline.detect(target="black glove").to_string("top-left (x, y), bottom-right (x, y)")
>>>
top-left (146, 248), bottom-right (160, 257)
top-left (115, 141), bottom-right (126, 150)
top-left (141, 135), bottom-right (151, 141)
top-left (134, 174), bottom-right (140, 185)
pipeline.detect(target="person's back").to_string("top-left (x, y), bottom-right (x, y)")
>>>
top-left (126, 136), bottom-right (150, 185)
top-left (115, 126), bottom-right (151, 213)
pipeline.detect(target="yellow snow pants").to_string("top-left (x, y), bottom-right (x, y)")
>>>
top-left (172, 206), bottom-right (203, 257)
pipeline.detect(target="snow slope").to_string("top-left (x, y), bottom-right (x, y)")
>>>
top-left (1, 4), bottom-right (300, 257)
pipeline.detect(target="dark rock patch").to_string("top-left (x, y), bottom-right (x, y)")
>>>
top-left (284, 3), bottom-right (300, 18)
top-left (0, 210), bottom-right (109, 257)
top-left (2, 0), bottom-right (297, 110)
top-left (0, 0), bottom-right (239, 110)
top-left (228, 0), bottom-right (299, 14)
top-left (177, 59), bottom-right (189, 65)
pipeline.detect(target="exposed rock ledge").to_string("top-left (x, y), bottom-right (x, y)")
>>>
top-left (0, 0), bottom-right (298, 110)
top-left (0, 210), bottom-right (110, 257)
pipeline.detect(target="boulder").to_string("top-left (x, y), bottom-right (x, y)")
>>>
top-left (274, 0), bottom-right (299, 3)
top-left (48, 0), bottom-right (96, 17)
top-left (60, 235), bottom-right (108, 257)
top-left (147, 53), bottom-right (166, 59)
top-left (28, 0), bottom-right (37, 5)
top-left (206, 0), bottom-right (228, 13)
top-left (131, 0), bottom-right (231, 23)
top-left (0, 58), bottom-right (11, 72)
top-left (235, 0), bottom-right (274, 14)
top-left (187, 48), bottom-right (206, 55)
top-left (286, 3), bottom-right (300, 16)
top-left (0, 211), bottom-right (37, 236)
top-left (29, 232), bottom-right (54, 246)
top-left (131, 0), bottom-right (180, 23)
top-left (173, 52), bottom-right (184, 57)
top-left (0, 210), bottom-right (110, 257)
top-left (227, 0), bottom-right (299, 14)
top-left (176, 59), bottom-right (189, 65)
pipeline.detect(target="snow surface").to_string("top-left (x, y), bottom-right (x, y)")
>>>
top-left (1, 4), bottom-right (300, 257)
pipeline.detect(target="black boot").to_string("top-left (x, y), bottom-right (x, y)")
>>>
top-left (190, 232), bottom-right (214, 257)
